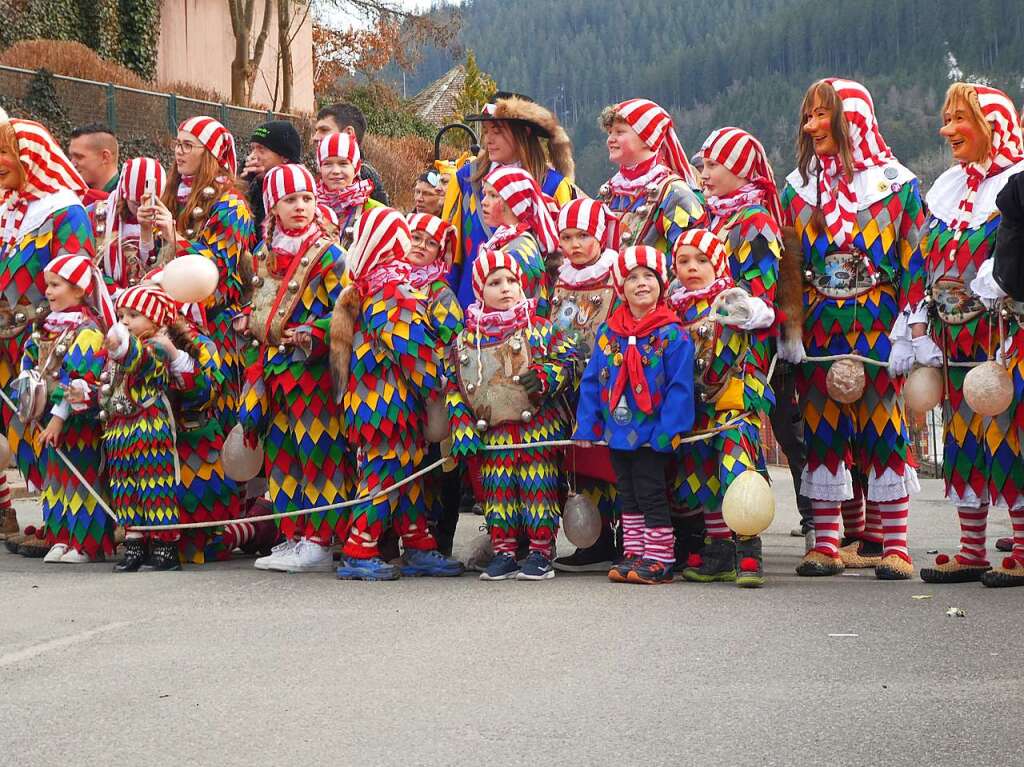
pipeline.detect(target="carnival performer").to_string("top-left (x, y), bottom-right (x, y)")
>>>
top-left (330, 207), bottom-right (464, 581)
top-left (597, 99), bottom-right (706, 254)
top-left (666, 230), bottom-right (774, 587)
top-left (910, 84), bottom-right (1024, 588)
top-left (446, 250), bottom-right (576, 581)
top-left (0, 117), bottom-right (94, 548)
top-left (575, 246), bottom-right (695, 584)
top-left (445, 91), bottom-right (576, 307)
top-left (779, 78), bottom-right (926, 580)
top-left (141, 116), bottom-right (254, 432)
top-left (233, 164), bottom-right (350, 573)
top-left (548, 198), bottom-right (623, 572)
top-left (102, 284), bottom-right (182, 572)
top-left (476, 165), bottom-right (559, 317)
top-left (21, 254), bottom-right (114, 563)
top-left (406, 212), bottom-right (464, 554)
top-left (316, 131), bottom-right (382, 247)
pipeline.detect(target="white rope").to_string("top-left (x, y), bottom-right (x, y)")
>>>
top-left (803, 353), bottom-right (888, 367)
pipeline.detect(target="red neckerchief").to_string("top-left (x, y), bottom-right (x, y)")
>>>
top-left (606, 301), bottom-right (680, 415)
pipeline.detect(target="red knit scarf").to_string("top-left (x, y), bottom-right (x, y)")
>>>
top-left (606, 302), bottom-right (679, 414)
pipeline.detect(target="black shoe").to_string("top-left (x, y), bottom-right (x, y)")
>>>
top-left (114, 539), bottom-right (148, 573)
top-left (995, 537), bottom-right (1013, 553)
top-left (672, 513), bottom-right (705, 571)
top-left (683, 538), bottom-right (736, 582)
top-left (139, 540), bottom-right (181, 571)
top-left (554, 524), bottom-right (617, 572)
top-left (735, 535), bottom-right (765, 588)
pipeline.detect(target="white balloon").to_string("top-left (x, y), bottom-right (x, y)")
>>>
top-left (826, 358), bottom-right (866, 404)
top-left (222, 424), bottom-right (264, 483)
top-left (159, 254), bottom-right (219, 303)
top-left (722, 471), bottom-right (776, 536)
top-left (903, 366), bottom-right (944, 414)
top-left (963, 361), bottom-right (1013, 417)
top-left (563, 493), bottom-right (602, 548)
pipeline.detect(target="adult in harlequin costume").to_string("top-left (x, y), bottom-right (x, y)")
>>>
top-left (779, 78), bottom-right (926, 580)
top-left (597, 99), bottom-right (706, 254)
top-left (0, 117), bottom-right (93, 545)
top-left (548, 199), bottom-right (623, 572)
top-left (446, 249), bottom-right (577, 580)
top-left (330, 206), bottom-right (464, 581)
top-left (142, 116), bottom-right (254, 433)
top-left (668, 229), bottom-right (775, 587)
top-left (235, 164), bottom-right (350, 574)
top-left (316, 132), bottom-right (382, 248)
top-left (574, 245), bottom-right (695, 584)
top-left (92, 157), bottom-right (167, 290)
top-left (102, 284), bottom-right (182, 572)
top-left (477, 166), bottom-right (559, 317)
top-left (20, 253), bottom-right (114, 563)
top-left (406, 212), bottom-right (464, 555)
top-left (445, 91), bottom-right (576, 307)
top-left (910, 84), bottom-right (1024, 587)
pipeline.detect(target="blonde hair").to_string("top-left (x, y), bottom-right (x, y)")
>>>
top-left (942, 83), bottom-right (993, 162)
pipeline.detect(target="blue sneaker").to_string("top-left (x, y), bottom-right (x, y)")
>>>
top-left (516, 551), bottom-right (555, 580)
top-left (479, 552), bottom-right (520, 581)
top-left (336, 556), bottom-right (401, 581)
top-left (401, 549), bottom-right (465, 577)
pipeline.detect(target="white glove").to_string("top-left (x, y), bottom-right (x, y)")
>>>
top-left (105, 323), bottom-right (130, 361)
top-left (888, 337), bottom-right (915, 377)
top-left (912, 335), bottom-right (943, 368)
top-left (712, 288), bottom-right (776, 331)
top-left (778, 334), bottom-right (806, 364)
top-left (969, 259), bottom-right (1006, 309)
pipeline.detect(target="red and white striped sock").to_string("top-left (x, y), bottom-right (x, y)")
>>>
top-left (879, 496), bottom-right (911, 562)
top-left (841, 483), bottom-right (865, 539)
top-left (643, 525), bottom-right (675, 564)
top-left (490, 530), bottom-right (518, 555)
top-left (0, 473), bottom-right (12, 513)
top-left (863, 500), bottom-right (884, 544)
top-left (955, 505), bottom-right (988, 565)
top-left (703, 506), bottom-right (731, 540)
top-left (811, 501), bottom-right (842, 557)
top-left (221, 522), bottom-right (256, 550)
top-left (1009, 506), bottom-right (1024, 565)
top-left (621, 513), bottom-right (644, 558)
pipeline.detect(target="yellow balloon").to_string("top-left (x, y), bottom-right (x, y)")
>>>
top-left (722, 471), bottom-right (776, 536)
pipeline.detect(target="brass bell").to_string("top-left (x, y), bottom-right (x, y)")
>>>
top-left (101, 383), bottom-right (112, 395)
top-left (697, 325), bottom-right (709, 338)
top-left (300, 257), bottom-right (309, 266)
top-left (201, 186), bottom-right (216, 199)
top-left (695, 358), bottom-right (707, 371)
top-left (35, 305), bottom-right (47, 316)
top-left (551, 296), bottom-right (561, 306)
top-left (804, 270), bottom-right (813, 280)
top-left (185, 229), bottom-right (195, 238)
top-left (252, 275), bottom-right (264, 287)
top-left (466, 383), bottom-right (476, 393)
top-left (288, 280), bottom-right (299, 292)
top-left (512, 375), bottom-right (521, 384)
top-left (510, 339), bottom-right (522, 352)
top-left (191, 206), bottom-right (205, 219)
top-left (50, 371), bottom-right (60, 380)
top-left (250, 338), bottom-right (259, 348)
top-left (459, 353), bottom-right (469, 364)
top-left (475, 418), bottom-right (488, 432)
top-left (277, 344), bottom-right (287, 354)
top-left (520, 410), bottom-right (533, 422)
top-left (277, 308), bottom-right (286, 317)
top-left (14, 312), bottom-right (26, 323)
top-left (590, 294), bottom-right (602, 304)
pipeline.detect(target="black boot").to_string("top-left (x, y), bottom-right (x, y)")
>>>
top-left (114, 539), bottom-right (147, 573)
top-left (671, 511), bottom-right (705, 572)
top-left (140, 540), bottom-right (181, 571)
top-left (553, 522), bottom-right (617, 572)
top-left (735, 535), bottom-right (765, 588)
top-left (682, 537), bottom-right (736, 582)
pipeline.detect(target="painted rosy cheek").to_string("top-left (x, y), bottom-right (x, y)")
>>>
top-left (0, 155), bottom-right (19, 172)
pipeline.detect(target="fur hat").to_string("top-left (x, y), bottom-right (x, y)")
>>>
top-left (470, 92), bottom-right (575, 181)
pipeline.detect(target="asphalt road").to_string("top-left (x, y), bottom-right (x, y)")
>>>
top-left (1, 468), bottom-right (1019, 767)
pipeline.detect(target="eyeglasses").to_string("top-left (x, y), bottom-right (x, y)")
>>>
top-left (174, 140), bottom-right (200, 154)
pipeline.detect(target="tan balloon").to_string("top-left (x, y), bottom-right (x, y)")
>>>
top-left (0, 434), bottom-right (10, 468)
top-left (562, 492), bottom-right (602, 548)
top-left (159, 254), bottom-right (219, 303)
top-left (222, 424), bottom-right (264, 482)
top-left (903, 366), bottom-right (944, 414)
top-left (963, 361), bottom-right (1013, 417)
top-left (826, 358), bottom-right (866, 404)
top-left (722, 470), bottom-right (776, 536)
top-left (423, 397), bottom-right (449, 442)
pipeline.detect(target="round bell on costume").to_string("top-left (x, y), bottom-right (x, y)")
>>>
top-left (562, 492), bottom-right (602, 548)
top-left (475, 418), bottom-right (489, 433)
top-left (903, 366), bottom-right (944, 414)
top-left (0, 434), bottom-right (11, 467)
top-left (963, 361), bottom-right (1013, 417)
top-left (423, 397), bottom-right (449, 443)
top-left (722, 471), bottom-right (776, 536)
top-left (826, 358), bottom-right (865, 404)
top-left (222, 424), bottom-right (264, 482)
top-left (159, 254), bottom-right (219, 303)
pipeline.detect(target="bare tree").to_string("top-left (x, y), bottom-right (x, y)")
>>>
top-left (227, 0), bottom-right (275, 105)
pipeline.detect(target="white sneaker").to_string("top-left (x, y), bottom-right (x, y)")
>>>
top-left (59, 548), bottom-right (96, 564)
top-left (285, 538), bottom-right (335, 573)
top-left (253, 539), bottom-right (297, 571)
top-left (43, 544), bottom-right (68, 563)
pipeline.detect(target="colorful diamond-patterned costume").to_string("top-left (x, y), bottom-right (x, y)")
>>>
top-left (601, 171), bottom-right (706, 255)
top-left (21, 310), bottom-right (112, 557)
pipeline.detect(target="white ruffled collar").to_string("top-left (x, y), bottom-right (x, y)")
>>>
top-left (556, 249), bottom-right (616, 288)
top-left (925, 159), bottom-right (1024, 229)
top-left (785, 160), bottom-right (916, 212)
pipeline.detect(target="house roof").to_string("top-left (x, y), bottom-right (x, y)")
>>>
top-left (409, 65), bottom-right (466, 126)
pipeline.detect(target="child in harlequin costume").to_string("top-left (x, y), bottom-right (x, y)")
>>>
top-left (101, 284), bottom-right (183, 572)
top-left (476, 166), bottom-right (559, 317)
top-left (446, 249), bottom-right (576, 580)
top-left (667, 230), bottom-right (775, 588)
top-left (316, 132), bottom-right (382, 248)
top-left (406, 212), bottom-right (465, 554)
top-left (909, 84), bottom-right (1024, 588)
top-left (597, 99), bottom-right (706, 253)
top-left (575, 246), bottom-right (695, 584)
top-left (0, 118), bottom-right (94, 548)
top-left (446, 91), bottom-right (577, 307)
top-left (548, 199), bottom-right (623, 572)
top-left (143, 116), bottom-right (254, 433)
top-left (21, 253), bottom-right (115, 563)
top-left (234, 164), bottom-right (350, 573)
top-left (779, 78), bottom-right (926, 580)
top-left (330, 206), bottom-right (464, 581)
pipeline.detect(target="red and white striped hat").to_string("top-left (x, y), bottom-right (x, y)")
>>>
top-left (262, 164), bottom-right (318, 214)
top-left (483, 166), bottom-right (559, 253)
top-left (317, 132), bottom-right (362, 173)
top-left (118, 157), bottom-right (167, 203)
top-left (674, 228), bottom-right (729, 279)
top-left (179, 116), bottom-right (237, 176)
top-left (46, 252), bottom-right (118, 328)
top-left (471, 248), bottom-right (523, 301)
top-left (116, 283), bottom-right (177, 327)
top-left (612, 99), bottom-right (699, 187)
top-left (348, 206), bottom-right (411, 281)
top-left (700, 127), bottom-right (783, 227)
top-left (556, 198), bottom-right (611, 246)
top-left (612, 245), bottom-right (668, 296)
top-left (407, 213), bottom-right (456, 264)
